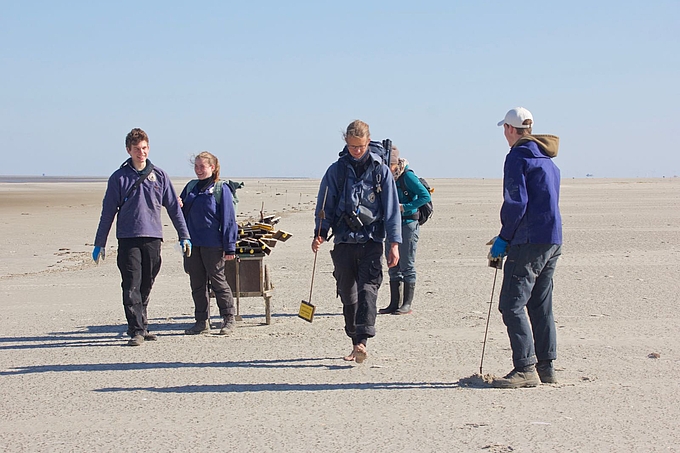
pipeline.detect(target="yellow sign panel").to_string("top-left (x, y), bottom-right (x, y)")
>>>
top-left (298, 300), bottom-right (315, 323)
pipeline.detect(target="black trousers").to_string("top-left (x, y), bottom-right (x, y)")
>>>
top-left (183, 246), bottom-right (235, 321)
top-left (117, 238), bottom-right (162, 337)
top-left (330, 241), bottom-right (383, 345)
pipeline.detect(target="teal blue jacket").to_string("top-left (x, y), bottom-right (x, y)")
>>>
top-left (396, 166), bottom-right (431, 224)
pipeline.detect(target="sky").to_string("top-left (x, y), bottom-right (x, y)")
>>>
top-left (1, 1), bottom-right (678, 179)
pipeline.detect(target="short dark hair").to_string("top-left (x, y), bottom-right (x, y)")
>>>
top-left (125, 128), bottom-right (149, 149)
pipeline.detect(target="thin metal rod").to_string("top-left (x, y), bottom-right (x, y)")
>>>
top-left (307, 186), bottom-right (328, 304)
top-left (480, 267), bottom-right (499, 375)
top-left (308, 251), bottom-right (318, 302)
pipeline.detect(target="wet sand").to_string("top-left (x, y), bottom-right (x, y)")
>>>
top-left (1, 177), bottom-right (679, 452)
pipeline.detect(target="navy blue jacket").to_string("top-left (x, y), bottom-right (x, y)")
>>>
top-left (500, 135), bottom-right (562, 245)
top-left (315, 149), bottom-right (402, 245)
top-left (180, 180), bottom-right (238, 254)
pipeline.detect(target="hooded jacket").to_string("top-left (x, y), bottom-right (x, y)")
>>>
top-left (180, 180), bottom-right (238, 253)
top-left (315, 145), bottom-right (402, 245)
top-left (499, 134), bottom-right (562, 245)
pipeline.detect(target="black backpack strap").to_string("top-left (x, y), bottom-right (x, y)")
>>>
top-left (121, 162), bottom-right (155, 207)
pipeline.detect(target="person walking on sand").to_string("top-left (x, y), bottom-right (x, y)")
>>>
top-left (311, 120), bottom-right (401, 363)
top-left (378, 146), bottom-right (431, 315)
top-left (93, 128), bottom-right (191, 347)
top-left (180, 152), bottom-right (238, 336)
top-left (488, 107), bottom-right (562, 388)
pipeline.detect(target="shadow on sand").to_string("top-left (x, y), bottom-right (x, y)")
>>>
top-left (93, 381), bottom-right (461, 394)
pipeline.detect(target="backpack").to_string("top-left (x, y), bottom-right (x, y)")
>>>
top-left (185, 179), bottom-right (243, 208)
top-left (397, 169), bottom-right (434, 225)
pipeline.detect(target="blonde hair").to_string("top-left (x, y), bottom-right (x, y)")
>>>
top-left (192, 151), bottom-right (221, 182)
top-left (343, 120), bottom-right (370, 141)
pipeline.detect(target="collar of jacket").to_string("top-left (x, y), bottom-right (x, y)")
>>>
top-left (121, 158), bottom-right (155, 175)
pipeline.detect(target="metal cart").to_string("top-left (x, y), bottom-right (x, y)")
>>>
top-left (224, 255), bottom-right (273, 325)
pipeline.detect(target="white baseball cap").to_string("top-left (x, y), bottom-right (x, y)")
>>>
top-left (497, 107), bottom-right (533, 128)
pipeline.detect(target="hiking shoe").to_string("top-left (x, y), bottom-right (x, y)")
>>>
top-left (492, 367), bottom-right (540, 388)
top-left (536, 361), bottom-right (557, 383)
top-left (127, 334), bottom-right (145, 346)
top-left (143, 331), bottom-right (157, 341)
top-left (184, 320), bottom-right (210, 335)
top-left (219, 315), bottom-right (235, 335)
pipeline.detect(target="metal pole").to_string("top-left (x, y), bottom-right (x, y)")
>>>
top-left (480, 263), bottom-right (501, 375)
top-left (308, 186), bottom-right (328, 305)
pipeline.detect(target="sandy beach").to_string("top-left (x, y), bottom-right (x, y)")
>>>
top-left (1, 177), bottom-right (679, 452)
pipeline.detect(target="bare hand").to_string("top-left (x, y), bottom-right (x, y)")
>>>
top-left (224, 253), bottom-right (236, 261)
top-left (311, 236), bottom-right (325, 253)
top-left (387, 242), bottom-right (400, 268)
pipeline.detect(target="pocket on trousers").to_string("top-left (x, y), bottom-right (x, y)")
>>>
top-left (368, 258), bottom-right (383, 287)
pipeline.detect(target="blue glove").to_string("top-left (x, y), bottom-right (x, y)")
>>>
top-left (489, 236), bottom-right (509, 259)
top-left (180, 239), bottom-right (192, 258)
top-left (92, 246), bottom-right (105, 264)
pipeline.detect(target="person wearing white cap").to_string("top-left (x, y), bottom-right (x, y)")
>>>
top-left (489, 107), bottom-right (563, 388)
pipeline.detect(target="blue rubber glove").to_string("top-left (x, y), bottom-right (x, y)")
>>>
top-left (180, 239), bottom-right (192, 258)
top-left (489, 236), bottom-right (509, 259)
top-left (92, 246), bottom-right (105, 264)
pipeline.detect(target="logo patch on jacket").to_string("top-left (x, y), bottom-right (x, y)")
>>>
top-left (368, 192), bottom-right (376, 203)
top-left (148, 172), bottom-right (157, 182)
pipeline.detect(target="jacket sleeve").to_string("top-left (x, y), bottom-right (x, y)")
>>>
top-left (499, 152), bottom-right (528, 241)
top-left (400, 170), bottom-right (431, 212)
top-left (381, 166), bottom-right (402, 244)
top-left (220, 183), bottom-right (238, 254)
top-left (162, 175), bottom-right (191, 241)
top-left (93, 173), bottom-right (122, 247)
top-left (315, 163), bottom-right (341, 239)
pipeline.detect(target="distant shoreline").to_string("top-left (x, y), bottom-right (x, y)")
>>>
top-left (0, 175), bottom-right (676, 184)
top-left (0, 176), bottom-right (110, 183)
top-left (0, 176), bottom-right (318, 183)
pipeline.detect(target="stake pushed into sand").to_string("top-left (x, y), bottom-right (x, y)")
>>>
top-left (480, 257), bottom-right (503, 375)
top-left (299, 186), bottom-right (328, 323)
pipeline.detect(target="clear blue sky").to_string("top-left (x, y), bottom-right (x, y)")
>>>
top-left (1, 1), bottom-right (678, 178)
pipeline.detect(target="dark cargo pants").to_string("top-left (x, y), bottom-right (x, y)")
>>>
top-left (117, 237), bottom-right (162, 337)
top-left (183, 246), bottom-right (235, 320)
top-left (330, 241), bottom-right (384, 345)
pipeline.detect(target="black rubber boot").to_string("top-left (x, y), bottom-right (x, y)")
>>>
top-left (395, 282), bottom-right (415, 315)
top-left (379, 281), bottom-right (401, 314)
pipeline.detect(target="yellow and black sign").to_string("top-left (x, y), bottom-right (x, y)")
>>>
top-left (298, 300), bottom-right (315, 323)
